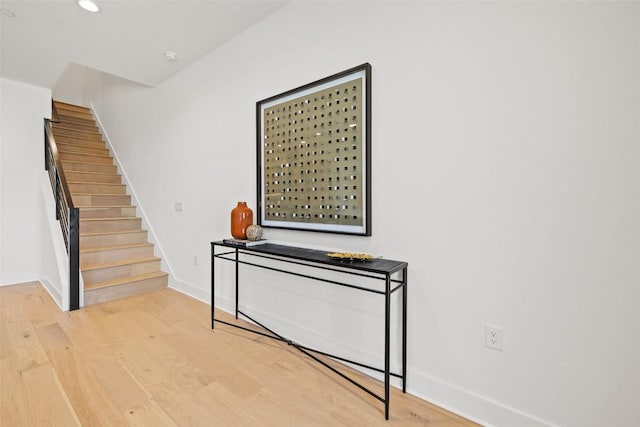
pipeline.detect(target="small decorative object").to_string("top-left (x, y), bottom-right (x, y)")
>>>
top-left (223, 238), bottom-right (267, 247)
top-left (245, 224), bottom-right (263, 241)
top-left (231, 202), bottom-right (253, 239)
top-left (327, 252), bottom-right (375, 261)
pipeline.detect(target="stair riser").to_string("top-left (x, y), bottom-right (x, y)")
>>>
top-left (53, 122), bottom-right (99, 133)
top-left (58, 115), bottom-right (95, 127)
top-left (82, 259), bottom-right (162, 285)
top-left (53, 128), bottom-right (102, 141)
top-left (57, 144), bottom-right (110, 157)
top-left (81, 245), bottom-right (155, 266)
top-left (79, 206), bottom-right (136, 219)
top-left (59, 152), bottom-right (113, 165)
top-left (80, 218), bottom-right (142, 233)
top-left (73, 194), bottom-right (131, 206)
top-left (84, 274), bottom-right (168, 306)
top-left (54, 108), bottom-right (93, 121)
top-left (80, 230), bottom-right (147, 248)
top-left (55, 136), bottom-right (106, 149)
top-left (62, 162), bottom-right (116, 174)
top-left (66, 172), bottom-right (122, 184)
top-left (69, 183), bottom-right (126, 195)
top-left (54, 102), bottom-right (91, 114)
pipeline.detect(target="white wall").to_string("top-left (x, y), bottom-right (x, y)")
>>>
top-left (52, 63), bottom-right (103, 108)
top-left (0, 77), bottom-right (68, 309)
top-left (39, 169), bottom-right (74, 310)
top-left (81, 2), bottom-right (640, 427)
top-left (0, 78), bottom-right (51, 284)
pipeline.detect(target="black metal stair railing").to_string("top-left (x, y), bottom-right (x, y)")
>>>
top-left (44, 101), bottom-right (80, 310)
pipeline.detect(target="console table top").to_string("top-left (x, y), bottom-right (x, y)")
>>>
top-left (212, 241), bottom-right (407, 275)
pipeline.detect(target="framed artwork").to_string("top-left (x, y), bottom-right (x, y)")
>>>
top-left (256, 63), bottom-right (372, 236)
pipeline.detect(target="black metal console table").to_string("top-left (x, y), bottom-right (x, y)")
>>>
top-left (210, 241), bottom-right (408, 420)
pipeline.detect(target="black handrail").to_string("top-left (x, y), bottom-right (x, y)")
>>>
top-left (44, 100), bottom-right (80, 310)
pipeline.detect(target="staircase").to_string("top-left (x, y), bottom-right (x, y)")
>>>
top-left (51, 100), bottom-right (168, 305)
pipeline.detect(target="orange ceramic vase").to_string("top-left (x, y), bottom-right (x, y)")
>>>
top-left (230, 202), bottom-right (253, 239)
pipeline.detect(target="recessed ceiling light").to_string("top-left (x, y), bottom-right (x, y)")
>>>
top-left (78, 0), bottom-right (100, 13)
top-left (0, 8), bottom-right (16, 17)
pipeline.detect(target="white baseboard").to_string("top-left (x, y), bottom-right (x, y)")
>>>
top-left (407, 369), bottom-right (559, 427)
top-left (39, 277), bottom-right (63, 310)
top-left (169, 277), bottom-right (210, 304)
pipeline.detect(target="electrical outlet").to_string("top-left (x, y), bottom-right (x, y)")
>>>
top-left (175, 202), bottom-right (183, 212)
top-left (193, 255), bottom-right (198, 266)
top-left (485, 325), bottom-right (503, 351)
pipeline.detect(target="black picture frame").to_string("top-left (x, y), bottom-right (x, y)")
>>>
top-left (256, 63), bottom-right (372, 236)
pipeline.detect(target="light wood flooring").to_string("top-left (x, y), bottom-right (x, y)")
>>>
top-left (0, 282), bottom-right (480, 426)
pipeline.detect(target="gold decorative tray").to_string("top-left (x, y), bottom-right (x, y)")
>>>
top-left (327, 252), bottom-right (375, 261)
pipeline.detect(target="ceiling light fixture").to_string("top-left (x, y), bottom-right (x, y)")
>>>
top-left (0, 8), bottom-right (16, 17)
top-left (164, 51), bottom-right (177, 63)
top-left (77, 0), bottom-right (100, 13)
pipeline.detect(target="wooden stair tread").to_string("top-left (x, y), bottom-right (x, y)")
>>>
top-left (55, 111), bottom-right (94, 121)
top-left (68, 181), bottom-right (123, 186)
top-left (55, 135), bottom-right (105, 144)
top-left (58, 111), bottom-right (93, 118)
top-left (70, 192), bottom-right (126, 196)
top-left (57, 144), bottom-right (107, 152)
top-left (53, 127), bottom-right (100, 135)
top-left (55, 119), bottom-right (96, 127)
top-left (57, 115), bottom-right (95, 125)
top-left (81, 256), bottom-right (161, 272)
top-left (66, 177), bottom-right (122, 185)
top-left (54, 101), bottom-right (91, 112)
top-left (75, 204), bottom-right (135, 210)
top-left (80, 242), bottom-right (153, 254)
top-left (57, 126), bottom-right (99, 134)
top-left (54, 134), bottom-right (101, 140)
top-left (72, 201), bottom-right (131, 209)
top-left (77, 205), bottom-right (136, 210)
top-left (57, 148), bottom-right (109, 156)
top-left (62, 161), bottom-right (114, 168)
top-left (74, 202), bottom-right (130, 208)
top-left (66, 171), bottom-right (117, 177)
top-left (53, 120), bottom-right (97, 127)
top-left (80, 229), bottom-right (144, 237)
top-left (60, 152), bottom-right (112, 159)
top-left (84, 271), bottom-right (168, 291)
top-left (53, 131), bottom-right (102, 141)
top-left (80, 217), bottom-right (139, 222)
top-left (61, 160), bottom-right (112, 165)
top-left (54, 105), bottom-right (92, 115)
top-left (55, 106), bottom-right (92, 112)
top-left (68, 180), bottom-right (122, 186)
top-left (55, 136), bottom-right (104, 144)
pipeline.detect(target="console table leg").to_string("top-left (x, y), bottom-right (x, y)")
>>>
top-left (385, 274), bottom-right (391, 420)
top-left (211, 242), bottom-right (215, 329)
top-left (403, 267), bottom-right (408, 393)
top-left (235, 248), bottom-right (239, 319)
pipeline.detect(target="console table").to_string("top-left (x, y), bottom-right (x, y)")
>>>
top-left (210, 241), bottom-right (408, 420)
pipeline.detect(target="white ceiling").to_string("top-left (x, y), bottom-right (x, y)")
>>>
top-left (0, 0), bottom-right (287, 88)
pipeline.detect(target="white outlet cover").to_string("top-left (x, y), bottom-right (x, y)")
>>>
top-left (175, 202), bottom-right (183, 212)
top-left (485, 325), bottom-right (504, 351)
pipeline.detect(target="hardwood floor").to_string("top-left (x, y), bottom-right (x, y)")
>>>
top-left (0, 282), bottom-right (480, 426)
